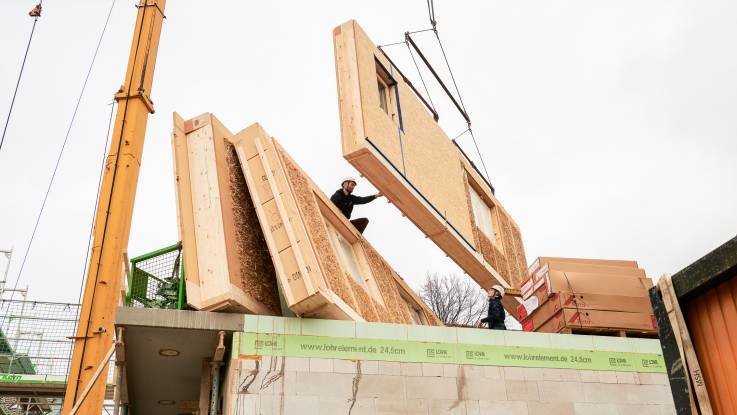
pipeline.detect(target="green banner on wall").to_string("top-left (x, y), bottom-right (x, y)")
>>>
top-left (235, 332), bottom-right (665, 373)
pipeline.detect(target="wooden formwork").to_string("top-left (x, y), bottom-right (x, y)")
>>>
top-left (333, 20), bottom-right (528, 313)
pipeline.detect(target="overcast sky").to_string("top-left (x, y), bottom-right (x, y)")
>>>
top-left (0, 0), bottom-right (735, 305)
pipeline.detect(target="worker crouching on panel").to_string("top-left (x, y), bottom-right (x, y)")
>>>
top-left (330, 177), bottom-right (382, 234)
top-left (480, 285), bottom-right (506, 330)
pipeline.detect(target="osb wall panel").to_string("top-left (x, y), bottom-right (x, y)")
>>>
top-left (510, 225), bottom-right (527, 286)
top-left (345, 21), bottom-right (474, 243)
top-left (463, 173), bottom-right (527, 289)
top-left (228, 120), bottom-right (438, 323)
top-left (347, 277), bottom-right (379, 322)
top-left (423, 304), bottom-right (444, 326)
top-left (232, 124), bottom-right (327, 311)
top-left (275, 141), bottom-right (441, 326)
top-left (686, 274), bottom-right (737, 415)
top-left (498, 208), bottom-right (527, 288)
top-left (223, 142), bottom-right (281, 314)
top-left (363, 243), bottom-right (416, 325)
top-left (280, 152), bottom-right (358, 312)
top-left (334, 20), bottom-right (528, 295)
top-left (477, 229), bottom-right (509, 284)
top-left (462, 160), bottom-right (528, 291)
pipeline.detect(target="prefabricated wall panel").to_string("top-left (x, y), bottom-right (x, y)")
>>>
top-left (333, 20), bottom-right (528, 306)
top-left (172, 113), bottom-right (281, 314)
top-left (229, 120), bottom-right (441, 325)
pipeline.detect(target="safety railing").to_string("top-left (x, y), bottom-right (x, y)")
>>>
top-left (0, 299), bottom-right (115, 414)
top-left (0, 397), bottom-right (114, 415)
top-left (126, 242), bottom-right (186, 310)
top-left (0, 300), bottom-right (79, 377)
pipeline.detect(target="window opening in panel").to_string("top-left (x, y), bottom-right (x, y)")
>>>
top-left (378, 78), bottom-right (389, 114)
top-left (469, 185), bottom-right (496, 244)
top-left (325, 221), bottom-right (367, 289)
top-left (375, 58), bottom-right (402, 129)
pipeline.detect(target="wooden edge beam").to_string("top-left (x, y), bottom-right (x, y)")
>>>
top-left (649, 284), bottom-right (695, 415)
top-left (659, 275), bottom-right (713, 414)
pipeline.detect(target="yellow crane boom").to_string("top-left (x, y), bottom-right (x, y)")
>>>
top-left (63, 1), bottom-right (166, 413)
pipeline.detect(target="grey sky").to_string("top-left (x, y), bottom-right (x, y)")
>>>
top-left (0, 1), bottom-right (735, 304)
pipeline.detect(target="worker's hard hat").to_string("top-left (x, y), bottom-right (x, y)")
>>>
top-left (341, 177), bottom-right (357, 185)
top-left (491, 285), bottom-right (505, 298)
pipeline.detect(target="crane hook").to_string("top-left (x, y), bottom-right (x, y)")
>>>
top-left (29, 4), bottom-right (42, 17)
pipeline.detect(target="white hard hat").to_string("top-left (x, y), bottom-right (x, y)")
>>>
top-left (342, 176), bottom-right (357, 185)
top-left (491, 285), bottom-right (505, 298)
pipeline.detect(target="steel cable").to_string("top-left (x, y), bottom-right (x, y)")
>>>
top-left (3, 0), bottom-right (118, 322)
top-left (0, 6), bottom-right (42, 153)
top-left (406, 41), bottom-right (437, 114)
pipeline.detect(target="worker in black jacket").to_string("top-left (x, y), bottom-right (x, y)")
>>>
top-left (330, 177), bottom-right (381, 233)
top-left (480, 285), bottom-right (506, 330)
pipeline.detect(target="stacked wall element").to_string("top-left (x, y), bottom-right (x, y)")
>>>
top-left (519, 257), bottom-right (656, 336)
top-left (226, 119), bottom-right (441, 325)
top-left (172, 113), bottom-right (281, 314)
top-left (223, 315), bottom-right (676, 415)
top-left (333, 20), bottom-right (528, 313)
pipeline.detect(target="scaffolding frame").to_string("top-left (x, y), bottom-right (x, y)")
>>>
top-left (0, 299), bottom-right (115, 414)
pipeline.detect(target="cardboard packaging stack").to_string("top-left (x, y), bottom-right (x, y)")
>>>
top-left (517, 257), bottom-right (656, 336)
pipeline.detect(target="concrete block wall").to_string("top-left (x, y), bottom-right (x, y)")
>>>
top-left (225, 358), bottom-right (674, 415)
top-left (223, 316), bottom-right (676, 414)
